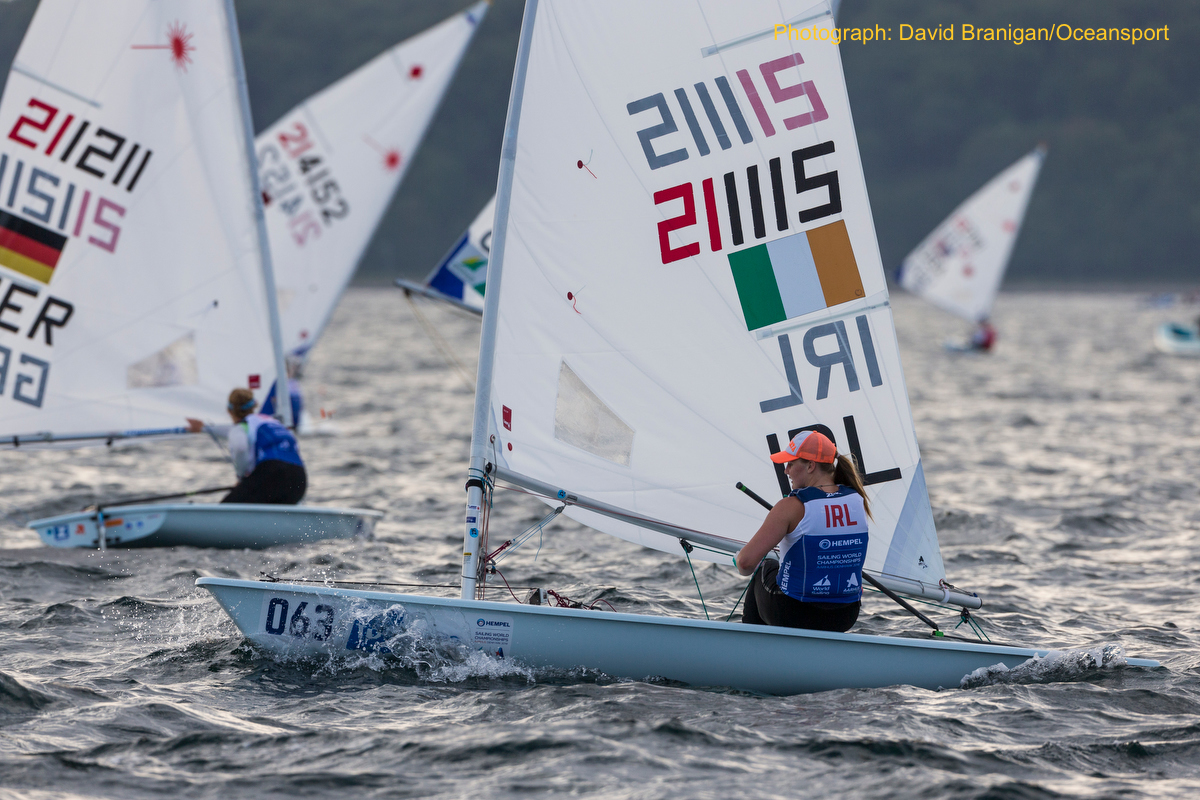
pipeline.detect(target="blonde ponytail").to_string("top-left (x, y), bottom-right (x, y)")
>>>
top-left (832, 453), bottom-right (872, 519)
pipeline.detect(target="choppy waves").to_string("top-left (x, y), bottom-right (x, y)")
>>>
top-left (0, 290), bottom-right (1197, 798)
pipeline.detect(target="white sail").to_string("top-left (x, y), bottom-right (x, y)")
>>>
top-left (259, 2), bottom-right (487, 358)
top-left (898, 146), bottom-right (1046, 323)
top-left (475, 0), bottom-right (950, 597)
top-left (0, 0), bottom-right (278, 439)
top-left (423, 194), bottom-right (493, 310)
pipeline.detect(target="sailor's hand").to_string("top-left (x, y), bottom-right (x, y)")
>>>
top-left (185, 418), bottom-right (205, 433)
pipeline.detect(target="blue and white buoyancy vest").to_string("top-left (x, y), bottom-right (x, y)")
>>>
top-left (776, 485), bottom-right (869, 604)
top-left (243, 414), bottom-right (304, 469)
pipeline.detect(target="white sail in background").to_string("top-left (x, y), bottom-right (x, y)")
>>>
top-left (478, 0), bottom-right (948, 595)
top-left (898, 146), bottom-right (1046, 323)
top-left (259, 2), bottom-right (487, 358)
top-left (424, 194), bottom-right (493, 310)
top-left (0, 0), bottom-right (278, 438)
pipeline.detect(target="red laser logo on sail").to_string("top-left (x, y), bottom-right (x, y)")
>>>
top-left (132, 21), bottom-right (196, 71)
top-left (363, 134), bottom-right (401, 171)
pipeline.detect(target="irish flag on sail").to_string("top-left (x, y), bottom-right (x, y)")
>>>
top-left (729, 219), bottom-right (863, 330)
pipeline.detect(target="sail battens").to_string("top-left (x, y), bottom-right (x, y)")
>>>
top-left (699, 8), bottom-right (833, 57)
top-left (10, 63), bottom-right (102, 108)
top-left (752, 294), bottom-right (890, 340)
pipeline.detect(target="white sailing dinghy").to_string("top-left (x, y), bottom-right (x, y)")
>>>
top-left (261, 2), bottom-right (487, 362)
top-left (0, 0), bottom-right (378, 548)
top-left (198, 0), bottom-right (1156, 693)
top-left (896, 146), bottom-right (1046, 349)
top-left (1153, 321), bottom-right (1200, 357)
top-left (396, 194), bottom-right (493, 315)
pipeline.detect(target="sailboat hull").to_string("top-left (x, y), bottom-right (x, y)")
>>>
top-left (1153, 322), bottom-right (1200, 356)
top-left (196, 578), bottom-right (1156, 695)
top-left (32, 504), bottom-right (381, 549)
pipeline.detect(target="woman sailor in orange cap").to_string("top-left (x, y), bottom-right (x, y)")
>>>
top-left (733, 430), bottom-right (872, 632)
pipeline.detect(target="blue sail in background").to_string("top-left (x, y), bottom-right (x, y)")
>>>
top-left (421, 194), bottom-right (493, 311)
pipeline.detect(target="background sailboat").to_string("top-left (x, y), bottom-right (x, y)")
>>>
top-left (1153, 320), bottom-right (1200, 356)
top-left (397, 193), bottom-right (494, 314)
top-left (198, 0), bottom-right (1155, 693)
top-left (0, 0), bottom-right (377, 548)
top-left (896, 146), bottom-right (1046, 349)
top-left (261, 2), bottom-right (487, 362)
top-left (0, 0), bottom-right (284, 444)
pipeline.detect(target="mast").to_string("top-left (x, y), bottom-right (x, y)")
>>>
top-left (223, 0), bottom-right (292, 428)
top-left (460, 0), bottom-right (539, 600)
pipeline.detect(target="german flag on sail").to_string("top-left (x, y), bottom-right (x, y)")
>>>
top-left (728, 220), bottom-right (864, 331)
top-left (0, 210), bottom-right (67, 285)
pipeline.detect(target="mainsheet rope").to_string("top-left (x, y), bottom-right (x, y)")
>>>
top-left (488, 477), bottom-right (990, 635)
top-left (494, 481), bottom-right (752, 621)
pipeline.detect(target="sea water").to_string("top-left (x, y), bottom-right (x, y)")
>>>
top-left (0, 288), bottom-right (1196, 799)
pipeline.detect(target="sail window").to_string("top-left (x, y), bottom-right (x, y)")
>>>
top-left (127, 332), bottom-right (199, 388)
top-left (554, 361), bottom-right (634, 466)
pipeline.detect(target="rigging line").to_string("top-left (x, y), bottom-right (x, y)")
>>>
top-left (688, 542), bottom-right (733, 557)
top-left (961, 609), bottom-right (991, 643)
top-left (491, 506), bottom-right (564, 565)
top-left (679, 539), bottom-right (710, 620)
top-left (405, 293), bottom-right (476, 391)
top-left (476, 472), bottom-right (493, 600)
top-left (861, 587), bottom-right (1007, 646)
top-left (488, 565), bottom-right (524, 604)
top-left (204, 425), bottom-right (234, 465)
top-left (726, 578), bottom-right (753, 622)
top-left (256, 574), bottom-right (540, 590)
top-left (490, 481), bottom-right (741, 549)
top-left (477, 469), bottom-right (496, 600)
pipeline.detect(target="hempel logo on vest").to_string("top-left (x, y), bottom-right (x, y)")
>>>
top-left (819, 537), bottom-right (864, 550)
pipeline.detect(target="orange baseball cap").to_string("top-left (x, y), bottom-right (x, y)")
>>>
top-left (770, 430), bottom-right (837, 464)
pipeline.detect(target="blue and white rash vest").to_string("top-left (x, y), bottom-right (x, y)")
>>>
top-left (777, 485), bottom-right (869, 604)
top-left (227, 413), bottom-right (304, 478)
top-left (261, 378), bottom-right (304, 428)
